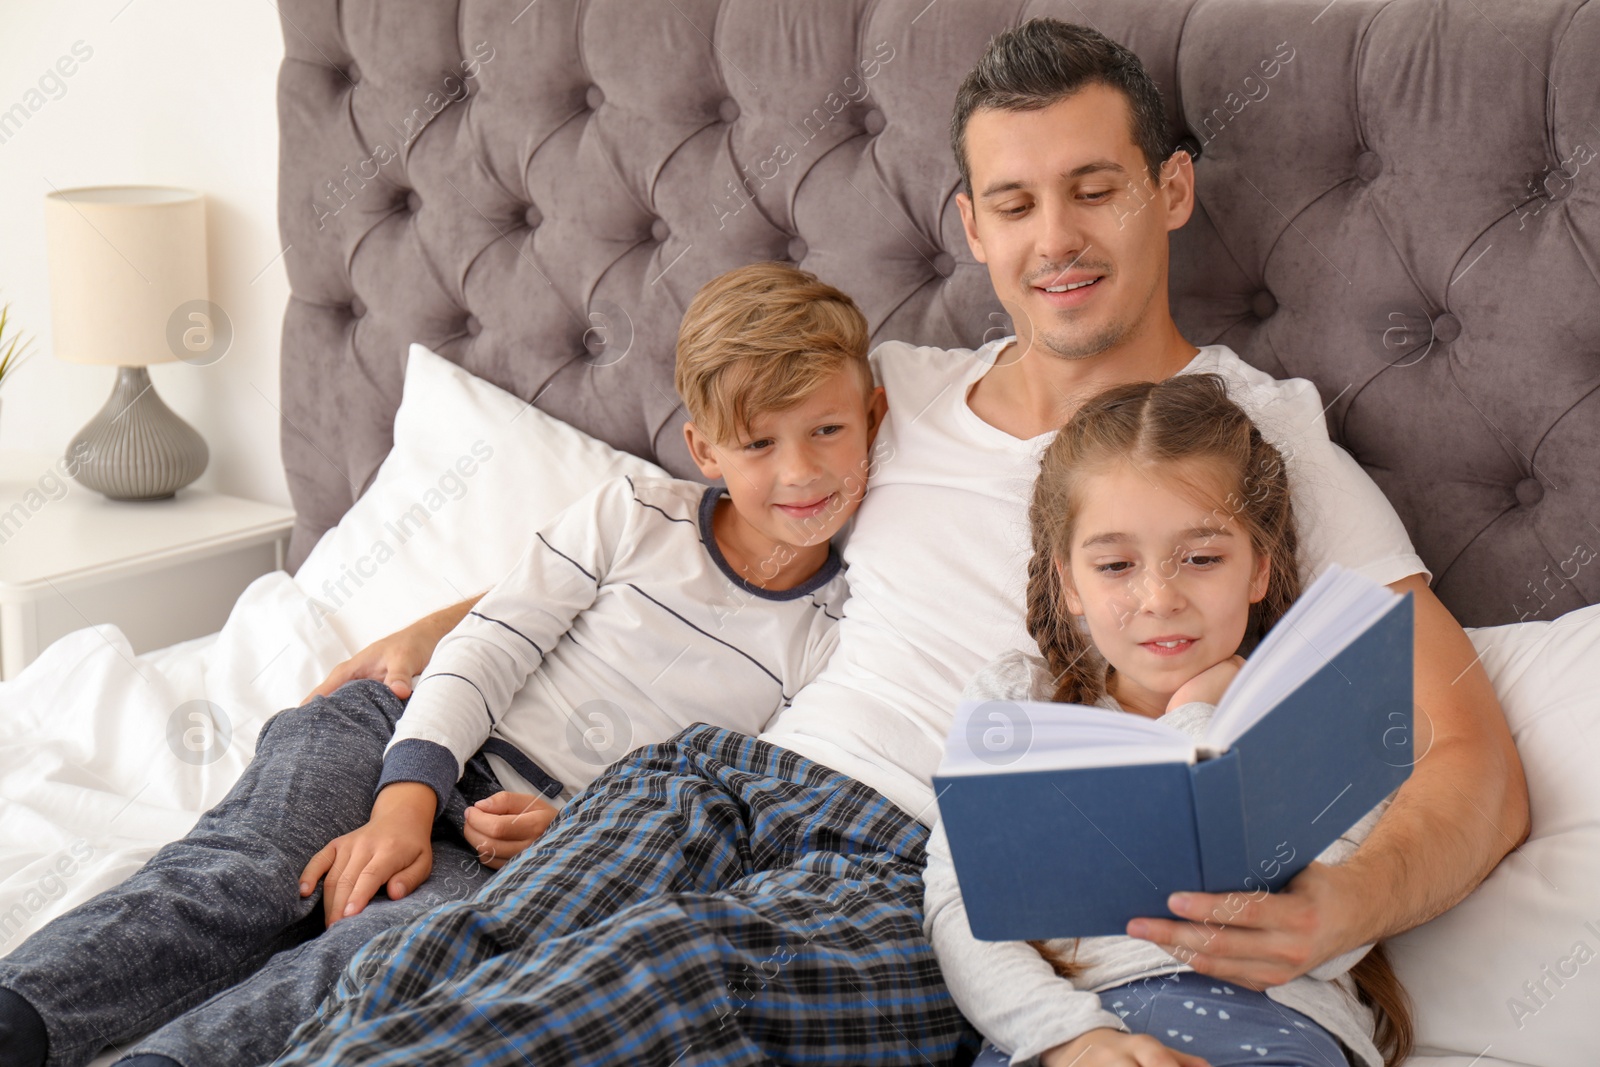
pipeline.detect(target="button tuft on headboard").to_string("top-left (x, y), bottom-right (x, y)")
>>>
top-left (524, 204), bottom-right (543, 229)
top-left (651, 218), bottom-right (671, 243)
top-left (1251, 290), bottom-right (1278, 319)
top-left (406, 191), bottom-right (422, 214)
top-left (932, 252), bottom-right (955, 278)
top-left (1514, 477), bottom-right (1545, 507)
top-left (719, 98), bottom-right (741, 124)
top-left (465, 315), bottom-right (482, 337)
top-left (1431, 312), bottom-right (1462, 344)
top-left (1541, 168), bottom-right (1574, 202)
top-left (787, 236), bottom-right (808, 262)
top-left (349, 296), bottom-right (366, 319)
top-left (586, 84), bottom-right (605, 110)
top-left (1355, 151), bottom-right (1383, 182)
top-left (863, 109), bottom-right (885, 136)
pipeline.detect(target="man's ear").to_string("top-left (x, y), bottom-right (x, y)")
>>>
top-left (1055, 557), bottom-right (1084, 615)
top-left (682, 421), bottom-right (723, 482)
top-left (956, 190), bottom-right (988, 264)
top-left (1160, 149), bottom-right (1196, 234)
top-left (864, 385), bottom-right (888, 445)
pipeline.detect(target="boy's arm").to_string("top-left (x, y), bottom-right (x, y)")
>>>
top-left (378, 478), bottom-right (634, 814)
top-left (1127, 573), bottom-right (1530, 986)
top-left (301, 780), bottom-right (437, 925)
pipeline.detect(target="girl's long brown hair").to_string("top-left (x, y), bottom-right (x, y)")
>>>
top-left (1021, 373), bottom-right (1413, 1067)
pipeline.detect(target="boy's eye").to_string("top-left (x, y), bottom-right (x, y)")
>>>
top-left (816, 424), bottom-right (843, 437)
top-left (743, 438), bottom-right (773, 452)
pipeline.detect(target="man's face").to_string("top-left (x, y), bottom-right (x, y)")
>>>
top-left (956, 83), bottom-right (1193, 361)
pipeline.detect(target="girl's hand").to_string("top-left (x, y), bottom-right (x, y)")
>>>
top-left (1166, 654), bottom-right (1245, 712)
top-left (1040, 1029), bottom-right (1210, 1067)
top-left (462, 790), bottom-right (561, 869)
top-left (300, 782), bottom-right (436, 925)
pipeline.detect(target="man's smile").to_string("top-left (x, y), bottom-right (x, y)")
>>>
top-left (1032, 272), bottom-right (1105, 308)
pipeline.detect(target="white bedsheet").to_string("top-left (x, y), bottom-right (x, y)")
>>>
top-left (0, 570), bottom-right (349, 954)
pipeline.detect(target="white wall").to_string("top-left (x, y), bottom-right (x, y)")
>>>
top-left (0, 0), bottom-right (290, 507)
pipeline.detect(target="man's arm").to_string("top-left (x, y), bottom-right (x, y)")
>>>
top-left (1331, 573), bottom-right (1529, 934)
top-left (1126, 573), bottom-right (1531, 987)
top-left (301, 593), bottom-right (484, 704)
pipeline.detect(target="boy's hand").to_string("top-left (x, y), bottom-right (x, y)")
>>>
top-left (1166, 654), bottom-right (1245, 712)
top-left (462, 790), bottom-right (561, 869)
top-left (300, 782), bottom-right (436, 925)
top-left (1040, 1030), bottom-right (1210, 1067)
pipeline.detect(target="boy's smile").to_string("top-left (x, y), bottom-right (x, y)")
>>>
top-left (684, 365), bottom-right (886, 590)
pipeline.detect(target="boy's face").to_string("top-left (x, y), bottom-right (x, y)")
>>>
top-left (955, 83), bottom-right (1194, 362)
top-left (684, 364), bottom-right (887, 553)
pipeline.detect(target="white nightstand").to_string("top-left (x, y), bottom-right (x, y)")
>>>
top-left (0, 450), bottom-right (297, 680)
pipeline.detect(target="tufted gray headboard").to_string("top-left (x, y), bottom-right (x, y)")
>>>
top-left (275, 0), bottom-right (1599, 628)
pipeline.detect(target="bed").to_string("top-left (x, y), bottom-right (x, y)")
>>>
top-left (4, 0), bottom-right (1598, 1064)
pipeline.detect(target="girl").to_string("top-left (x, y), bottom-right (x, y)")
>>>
top-left (923, 373), bottom-right (1413, 1067)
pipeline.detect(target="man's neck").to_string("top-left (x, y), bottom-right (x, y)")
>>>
top-left (967, 324), bottom-right (1202, 442)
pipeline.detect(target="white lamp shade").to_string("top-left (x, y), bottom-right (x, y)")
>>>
top-left (43, 186), bottom-right (208, 366)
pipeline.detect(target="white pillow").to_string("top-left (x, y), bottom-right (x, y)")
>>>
top-left (292, 343), bottom-right (672, 653)
top-left (1387, 602), bottom-right (1600, 1066)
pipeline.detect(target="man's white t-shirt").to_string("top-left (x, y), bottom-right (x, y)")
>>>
top-left (758, 337), bottom-right (1429, 824)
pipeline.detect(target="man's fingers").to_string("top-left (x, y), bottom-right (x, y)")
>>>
top-left (300, 663), bottom-right (356, 706)
top-left (383, 668), bottom-right (412, 699)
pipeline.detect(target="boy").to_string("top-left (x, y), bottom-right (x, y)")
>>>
top-left (0, 261), bottom-right (886, 1067)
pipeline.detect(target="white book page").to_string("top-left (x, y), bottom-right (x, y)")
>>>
top-left (940, 699), bottom-right (1195, 775)
top-left (936, 566), bottom-right (1404, 778)
top-left (1208, 564), bottom-right (1402, 743)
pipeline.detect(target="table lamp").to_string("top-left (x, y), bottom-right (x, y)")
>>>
top-left (43, 185), bottom-right (210, 500)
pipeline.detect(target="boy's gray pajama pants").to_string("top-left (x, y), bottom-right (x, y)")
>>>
top-left (0, 679), bottom-right (502, 1067)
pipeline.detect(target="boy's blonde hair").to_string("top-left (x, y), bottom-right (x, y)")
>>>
top-left (675, 262), bottom-right (872, 445)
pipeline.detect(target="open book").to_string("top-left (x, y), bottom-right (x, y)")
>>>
top-left (933, 563), bottom-right (1415, 939)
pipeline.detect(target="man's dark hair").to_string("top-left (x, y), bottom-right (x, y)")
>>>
top-left (950, 18), bottom-right (1172, 196)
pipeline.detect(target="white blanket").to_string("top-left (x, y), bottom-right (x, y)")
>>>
top-left (0, 570), bottom-right (348, 952)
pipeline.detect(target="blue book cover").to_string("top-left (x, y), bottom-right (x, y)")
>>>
top-left (933, 579), bottom-right (1414, 940)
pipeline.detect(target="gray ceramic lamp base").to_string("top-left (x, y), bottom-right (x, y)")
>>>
top-left (66, 366), bottom-right (208, 500)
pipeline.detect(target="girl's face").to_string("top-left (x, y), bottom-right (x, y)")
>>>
top-left (1058, 457), bottom-right (1271, 717)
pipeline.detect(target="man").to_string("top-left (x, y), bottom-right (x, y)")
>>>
top-left (276, 18), bottom-right (1527, 1066)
